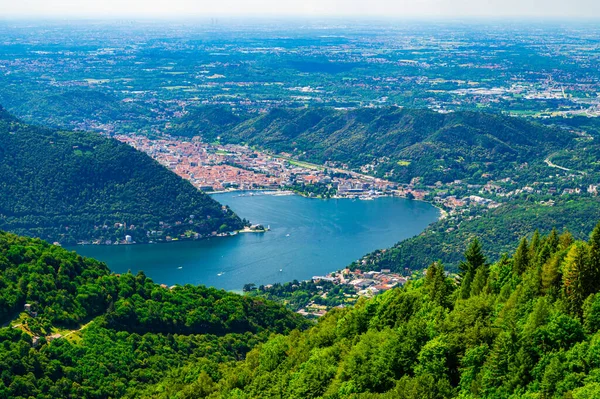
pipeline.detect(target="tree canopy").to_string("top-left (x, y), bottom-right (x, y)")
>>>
top-left (0, 106), bottom-right (244, 245)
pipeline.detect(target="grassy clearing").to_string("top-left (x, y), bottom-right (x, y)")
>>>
top-left (287, 159), bottom-right (325, 170)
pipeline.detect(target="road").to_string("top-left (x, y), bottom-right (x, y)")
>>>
top-left (63, 320), bottom-right (94, 338)
top-left (544, 155), bottom-right (586, 175)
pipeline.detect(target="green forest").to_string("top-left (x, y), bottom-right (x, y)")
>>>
top-left (0, 106), bottom-right (244, 245)
top-left (151, 222), bottom-right (600, 398)
top-left (3, 220), bottom-right (600, 397)
top-left (354, 197), bottom-right (600, 272)
top-left (0, 230), bottom-right (308, 398)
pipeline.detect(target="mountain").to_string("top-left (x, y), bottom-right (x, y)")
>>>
top-left (147, 223), bottom-right (600, 399)
top-left (0, 105), bottom-right (244, 245)
top-left (0, 231), bottom-right (309, 398)
top-left (173, 105), bottom-right (250, 138)
top-left (172, 106), bottom-right (574, 184)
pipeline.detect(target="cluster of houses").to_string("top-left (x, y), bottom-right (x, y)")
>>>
top-left (115, 135), bottom-right (407, 198)
top-left (316, 268), bottom-right (410, 297)
top-left (295, 269), bottom-right (410, 317)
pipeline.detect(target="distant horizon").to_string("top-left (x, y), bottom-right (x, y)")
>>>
top-left (1, 0), bottom-right (599, 21)
top-left (1, 15), bottom-right (599, 24)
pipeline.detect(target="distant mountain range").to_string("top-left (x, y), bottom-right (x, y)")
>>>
top-left (172, 106), bottom-right (573, 184)
top-left (0, 105), bottom-right (244, 245)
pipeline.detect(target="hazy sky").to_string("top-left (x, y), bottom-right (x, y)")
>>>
top-left (1, 0), bottom-right (599, 19)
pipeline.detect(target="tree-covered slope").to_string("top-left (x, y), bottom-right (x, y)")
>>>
top-left (150, 223), bottom-right (600, 399)
top-left (172, 106), bottom-right (574, 184)
top-left (354, 197), bottom-right (600, 273)
top-left (0, 106), bottom-right (244, 245)
top-left (0, 88), bottom-right (149, 132)
top-left (0, 231), bottom-right (308, 398)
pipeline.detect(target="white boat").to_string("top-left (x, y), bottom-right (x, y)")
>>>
top-left (177, 266), bottom-right (183, 270)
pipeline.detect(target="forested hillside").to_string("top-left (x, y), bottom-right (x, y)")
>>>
top-left (149, 222), bottom-right (600, 399)
top-left (172, 106), bottom-right (573, 184)
top-left (0, 231), bottom-right (308, 397)
top-left (354, 197), bottom-right (600, 272)
top-left (0, 106), bottom-right (244, 245)
top-left (3, 222), bottom-right (600, 398)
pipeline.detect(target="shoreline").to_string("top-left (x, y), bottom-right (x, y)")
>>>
top-left (209, 188), bottom-right (292, 195)
top-left (70, 189), bottom-right (445, 248)
top-left (69, 191), bottom-right (444, 294)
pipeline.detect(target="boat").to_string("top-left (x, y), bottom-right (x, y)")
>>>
top-left (177, 266), bottom-right (183, 270)
top-left (217, 272), bottom-right (224, 276)
top-left (285, 233), bottom-right (290, 237)
top-left (279, 269), bottom-right (283, 272)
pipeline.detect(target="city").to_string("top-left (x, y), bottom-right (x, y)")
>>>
top-left (116, 134), bottom-right (405, 198)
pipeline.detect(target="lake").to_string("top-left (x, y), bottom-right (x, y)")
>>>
top-left (73, 192), bottom-right (440, 290)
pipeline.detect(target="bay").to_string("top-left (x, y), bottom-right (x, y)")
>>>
top-left (73, 192), bottom-right (440, 290)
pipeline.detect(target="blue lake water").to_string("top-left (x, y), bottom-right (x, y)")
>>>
top-left (72, 192), bottom-right (439, 290)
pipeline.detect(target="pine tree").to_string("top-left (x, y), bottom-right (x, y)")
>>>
top-left (459, 239), bottom-right (487, 299)
top-left (546, 228), bottom-right (559, 252)
top-left (481, 331), bottom-right (517, 393)
top-left (465, 238), bottom-right (486, 270)
top-left (523, 297), bottom-right (550, 336)
top-left (541, 253), bottom-right (562, 294)
top-left (559, 229), bottom-right (574, 251)
top-left (513, 237), bottom-right (530, 275)
top-left (562, 242), bottom-right (590, 315)
top-left (536, 243), bottom-right (552, 270)
top-left (588, 222), bottom-right (600, 296)
top-left (529, 230), bottom-right (541, 259)
top-left (470, 266), bottom-right (489, 297)
top-left (426, 261), bottom-right (449, 307)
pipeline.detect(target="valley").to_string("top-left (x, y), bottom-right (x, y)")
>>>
top-left (2, 17), bottom-right (600, 399)
top-left (73, 191), bottom-right (440, 290)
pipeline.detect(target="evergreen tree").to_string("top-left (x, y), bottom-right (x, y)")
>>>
top-left (562, 242), bottom-right (590, 316)
top-left (523, 297), bottom-right (550, 336)
top-left (546, 227), bottom-right (560, 252)
top-left (513, 237), bottom-right (530, 275)
top-left (459, 239), bottom-right (487, 299)
top-left (481, 331), bottom-right (517, 393)
top-left (542, 253), bottom-right (563, 294)
top-left (426, 261), bottom-right (449, 307)
top-left (588, 222), bottom-right (600, 296)
top-left (583, 293), bottom-right (600, 334)
top-left (559, 229), bottom-right (574, 251)
top-left (465, 238), bottom-right (486, 270)
top-left (536, 242), bottom-right (552, 270)
top-left (470, 266), bottom-right (489, 297)
top-left (530, 229), bottom-right (541, 259)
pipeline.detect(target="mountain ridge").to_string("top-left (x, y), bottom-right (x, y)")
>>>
top-left (0, 107), bottom-right (244, 245)
top-left (171, 106), bottom-right (573, 184)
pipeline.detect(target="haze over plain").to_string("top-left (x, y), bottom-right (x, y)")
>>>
top-left (1, 0), bottom-right (599, 19)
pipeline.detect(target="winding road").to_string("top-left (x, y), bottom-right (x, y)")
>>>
top-left (544, 155), bottom-right (586, 175)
